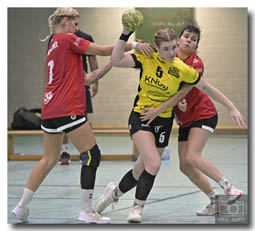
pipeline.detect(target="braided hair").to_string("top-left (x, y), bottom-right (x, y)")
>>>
top-left (154, 28), bottom-right (177, 48)
top-left (40, 7), bottom-right (79, 41)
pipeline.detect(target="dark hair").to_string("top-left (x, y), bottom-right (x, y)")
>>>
top-left (179, 25), bottom-right (201, 44)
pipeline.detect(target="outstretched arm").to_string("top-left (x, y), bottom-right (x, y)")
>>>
top-left (111, 28), bottom-right (138, 68)
top-left (84, 59), bottom-right (112, 85)
top-left (195, 78), bottom-right (246, 127)
top-left (141, 77), bottom-right (247, 127)
top-left (85, 41), bottom-right (133, 57)
top-left (140, 84), bottom-right (193, 124)
top-left (84, 39), bottom-right (153, 58)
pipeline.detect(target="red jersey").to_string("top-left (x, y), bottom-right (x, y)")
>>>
top-left (42, 33), bottom-right (90, 119)
top-left (174, 53), bottom-right (217, 127)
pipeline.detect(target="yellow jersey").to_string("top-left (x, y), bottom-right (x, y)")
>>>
top-left (131, 52), bottom-right (200, 118)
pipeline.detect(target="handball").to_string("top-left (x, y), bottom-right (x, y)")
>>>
top-left (122, 9), bottom-right (143, 31)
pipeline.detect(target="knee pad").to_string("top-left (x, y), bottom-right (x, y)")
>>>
top-left (80, 144), bottom-right (101, 168)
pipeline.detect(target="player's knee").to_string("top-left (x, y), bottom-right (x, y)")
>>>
top-left (41, 155), bottom-right (58, 171)
top-left (179, 156), bottom-right (193, 174)
top-left (80, 144), bottom-right (101, 168)
top-left (184, 152), bottom-right (200, 168)
top-left (179, 161), bottom-right (189, 174)
top-left (147, 158), bottom-right (161, 175)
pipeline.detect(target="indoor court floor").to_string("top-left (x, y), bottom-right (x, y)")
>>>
top-left (7, 134), bottom-right (248, 225)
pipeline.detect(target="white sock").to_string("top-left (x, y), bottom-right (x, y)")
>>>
top-left (81, 189), bottom-right (93, 213)
top-left (18, 188), bottom-right (34, 207)
top-left (207, 189), bottom-right (218, 200)
top-left (134, 199), bottom-right (145, 207)
top-left (218, 177), bottom-right (232, 191)
top-left (115, 186), bottom-right (124, 199)
top-left (61, 144), bottom-right (69, 153)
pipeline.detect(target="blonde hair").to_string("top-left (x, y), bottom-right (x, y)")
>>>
top-left (154, 28), bottom-right (176, 48)
top-left (40, 8), bottom-right (79, 42)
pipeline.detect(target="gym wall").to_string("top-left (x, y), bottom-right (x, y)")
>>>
top-left (8, 8), bottom-right (248, 127)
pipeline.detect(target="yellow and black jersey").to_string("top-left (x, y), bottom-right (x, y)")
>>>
top-left (131, 51), bottom-right (201, 118)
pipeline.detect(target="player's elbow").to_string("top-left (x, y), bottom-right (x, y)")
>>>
top-left (99, 46), bottom-right (113, 56)
top-left (195, 78), bottom-right (210, 94)
top-left (111, 56), bottom-right (122, 67)
top-left (95, 48), bottom-right (107, 56)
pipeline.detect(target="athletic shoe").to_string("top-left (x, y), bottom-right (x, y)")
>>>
top-left (95, 182), bottom-right (118, 214)
top-left (196, 202), bottom-right (217, 216)
top-left (60, 152), bottom-right (71, 165)
top-left (78, 210), bottom-right (111, 224)
top-left (127, 204), bottom-right (143, 223)
top-left (225, 186), bottom-right (242, 204)
top-left (11, 204), bottom-right (29, 222)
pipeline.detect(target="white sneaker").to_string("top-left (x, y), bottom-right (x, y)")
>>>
top-left (95, 182), bottom-right (118, 214)
top-left (127, 205), bottom-right (143, 223)
top-left (11, 204), bottom-right (29, 222)
top-left (78, 210), bottom-right (111, 224)
top-left (225, 186), bottom-right (242, 204)
top-left (196, 202), bottom-right (217, 216)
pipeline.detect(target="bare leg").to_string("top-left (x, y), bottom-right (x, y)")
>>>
top-left (67, 122), bottom-right (106, 220)
top-left (179, 140), bottom-right (214, 195)
top-left (132, 147), bottom-right (163, 178)
top-left (185, 128), bottom-right (224, 182)
top-left (132, 130), bottom-right (161, 175)
top-left (26, 132), bottom-right (64, 191)
top-left (94, 134), bottom-right (165, 216)
top-left (67, 122), bottom-right (96, 152)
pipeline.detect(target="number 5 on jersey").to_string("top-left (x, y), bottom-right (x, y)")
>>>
top-left (156, 66), bottom-right (163, 78)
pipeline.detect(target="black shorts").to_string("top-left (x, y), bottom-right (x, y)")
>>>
top-left (41, 115), bottom-right (87, 134)
top-left (178, 114), bottom-right (218, 142)
top-left (128, 110), bottom-right (174, 148)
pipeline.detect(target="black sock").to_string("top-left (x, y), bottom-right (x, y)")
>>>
top-left (80, 165), bottom-right (97, 189)
top-left (135, 170), bottom-right (156, 201)
top-left (118, 169), bottom-right (138, 193)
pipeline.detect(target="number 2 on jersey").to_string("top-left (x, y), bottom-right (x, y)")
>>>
top-left (47, 60), bottom-right (54, 84)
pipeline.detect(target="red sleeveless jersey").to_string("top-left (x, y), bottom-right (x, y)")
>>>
top-left (42, 33), bottom-right (90, 119)
top-left (174, 53), bottom-right (217, 127)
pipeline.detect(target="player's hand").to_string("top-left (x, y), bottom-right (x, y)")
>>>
top-left (136, 42), bottom-right (154, 56)
top-left (122, 27), bottom-right (133, 35)
top-left (140, 107), bottom-right (160, 125)
top-left (178, 99), bottom-right (187, 112)
top-left (91, 81), bottom-right (99, 97)
top-left (230, 107), bottom-right (247, 127)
